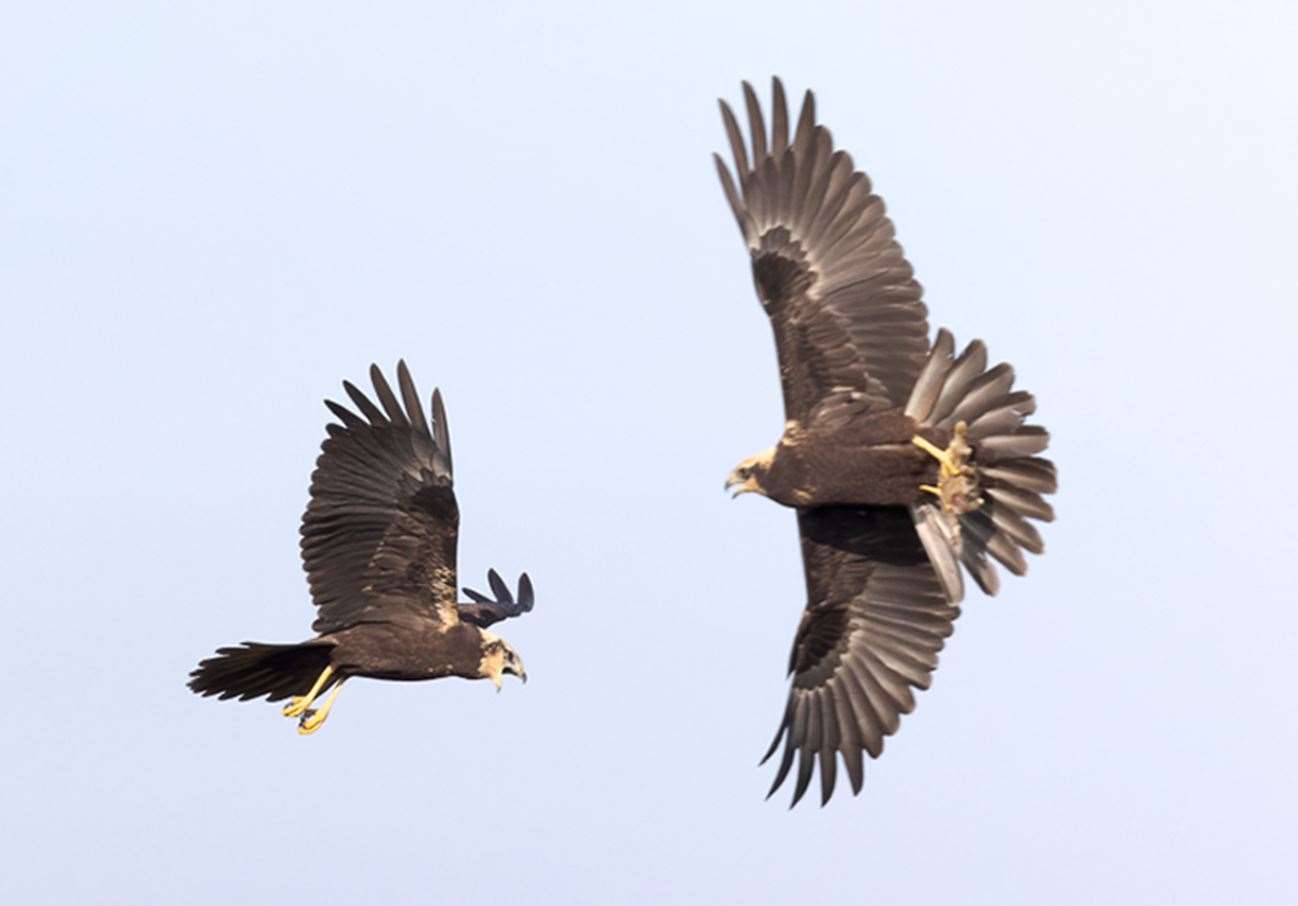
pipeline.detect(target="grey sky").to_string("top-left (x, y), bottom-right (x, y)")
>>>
top-left (2, 2), bottom-right (1295, 903)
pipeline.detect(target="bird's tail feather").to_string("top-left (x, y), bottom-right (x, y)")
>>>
top-left (905, 328), bottom-right (1057, 602)
top-left (188, 640), bottom-right (334, 702)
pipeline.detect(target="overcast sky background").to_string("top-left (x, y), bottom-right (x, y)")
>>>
top-left (3, 2), bottom-right (1295, 903)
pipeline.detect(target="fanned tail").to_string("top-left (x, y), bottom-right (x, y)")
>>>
top-left (187, 640), bottom-right (334, 702)
top-left (905, 328), bottom-right (1057, 601)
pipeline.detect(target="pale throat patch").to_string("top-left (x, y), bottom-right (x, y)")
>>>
top-left (477, 630), bottom-right (506, 689)
top-left (728, 446), bottom-right (778, 497)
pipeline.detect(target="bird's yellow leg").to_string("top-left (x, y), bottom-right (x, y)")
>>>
top-left (298, 679), bottom-right (346, 736)
top-left (282, 665), bottom-right (333, 718)
top-left (912, 434), bottom-right (957, 473)
top-left (912, 422), bottom-right (974, 476)
top-left (913, 422), bottom-right (981, 516)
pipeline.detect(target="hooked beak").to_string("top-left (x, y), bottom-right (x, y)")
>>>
top-left (724, 473), bottom-right (753, 499)
top-left (508, 659), bottom-right (527, 685)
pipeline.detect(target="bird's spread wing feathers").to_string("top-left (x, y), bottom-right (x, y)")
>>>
top-left (300, 361), bottom-right (460, 633)
top-left (764, 507), bottom-right (960, 807)
top-left (459, 569), bottom-right (535, 628)
top-left (906, 329), bottom-right (1057, 602)
top-left (715, 78), bottom-right (931, 421)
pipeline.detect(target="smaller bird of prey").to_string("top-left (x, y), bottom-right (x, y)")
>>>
top-left (188, 362), bottom-right (533, 734)
top-left (716, 79), bottom-right (1057, 805)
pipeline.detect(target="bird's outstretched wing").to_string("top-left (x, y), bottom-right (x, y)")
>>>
top-left (763, 506), bottom-right (960, 807)
top-left (715, 77), bottom-right (931, 420)
top-left (459, 569), bottom-right (535, 628)
top-left (300, 361), bottom-right (459, 633)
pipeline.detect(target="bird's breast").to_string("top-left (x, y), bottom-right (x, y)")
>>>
top-left (770, 438), bottom-right (939, 508)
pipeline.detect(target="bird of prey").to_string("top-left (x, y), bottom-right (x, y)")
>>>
top-left (716, 79), bottom-right (1057, 806)
top-left (188, 362), bottom-right (534, 734)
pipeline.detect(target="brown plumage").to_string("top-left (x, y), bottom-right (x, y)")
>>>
top-left (188, 362), bottom-right (534, 734)
top-left (717, 79), bottom-right (1057, 806)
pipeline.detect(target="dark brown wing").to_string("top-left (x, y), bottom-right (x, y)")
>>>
top-left (763, 506), bottom-right (960, 807)
top-left (459, 569), bottom-right (535, 629)
top-left (715, 78), bottom-right (931, 420)
top-left (300, 361), bottom-right (459, 633)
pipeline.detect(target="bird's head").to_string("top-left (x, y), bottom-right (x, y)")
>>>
top-left (724, 447), bottom-right (775, 498)
top-left (479, 634), bottom-right (527, 691)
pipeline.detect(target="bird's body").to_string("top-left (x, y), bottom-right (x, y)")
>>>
top-left (188, 362), bottom-right (534, 733)
top-left (746, 411), bottom-right (952, 508)
top-left (715, 79), bottom-right (1057, 806)
top-left (323, 619), bottom-right (497, 683)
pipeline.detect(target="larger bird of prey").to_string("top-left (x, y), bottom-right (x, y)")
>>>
top-left (188, 362), bottom-right (533, 734)
top-left (716, 79), bottom-right (1057, 806)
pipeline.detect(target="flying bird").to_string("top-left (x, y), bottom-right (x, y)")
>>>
top-left (188, 362), bottom-right (534, 734)
top-left (715, 79), bottom-right (1057, 806)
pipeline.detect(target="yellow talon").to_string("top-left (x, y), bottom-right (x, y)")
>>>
top-left (297, 679), bottom-right (346, 735)
top-left (913, 422), bottom-right (982, 516)
top-left (282, 665), bottom-right (333, 718)
top-left (911, 434), bottom-right (953, 470)
top-left (913, 422), bottom-right (974, 477)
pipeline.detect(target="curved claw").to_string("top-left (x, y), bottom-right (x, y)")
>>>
top-left (298, 711), bottom-right (326, 735)
top-left (296, 679), bottom-right (345, 735)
